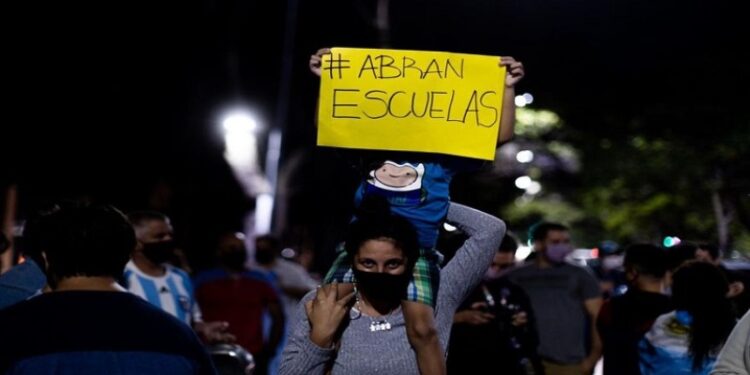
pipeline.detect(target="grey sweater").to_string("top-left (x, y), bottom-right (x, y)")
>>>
top-left (279, 203), bottom-right (506, 375)
top-left (712, 310), bottom-right (750, 375)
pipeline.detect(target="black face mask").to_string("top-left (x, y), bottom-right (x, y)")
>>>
top-left (219, 247), bottom-right (247, 271)
top-left (141, 240), bottom-right (176, 264)
top-left (353, 268), bottom-right (410, 303)
top-left (255, 249), bottom-right (275, 265)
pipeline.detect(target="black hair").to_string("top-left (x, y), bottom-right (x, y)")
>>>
top-left (666, 242), bottom-right (699, 271)
top-left (255, 234), bottom-right (281, 253)
top-left (671, 261), bottom-right (735, 370)
top-left (528, 222), bottom-right (568, 243)
top-left (697, 243), bottom-right (720, 260)
top-left (623, 243), bottom-right (668, 278)
top-left (498, 233), bottom-right (519, 254)
top-left (344, 195), bottom-right (419, 273)
top-left (21, 203), bottom-right (64, 270)
top-left (38, 203), bottom-right (136, 286)
top-left (127, 211), bottom-right (169, 228)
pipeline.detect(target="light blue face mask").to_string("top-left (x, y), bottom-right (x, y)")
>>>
top-left (546, 243), bottom-right (572, 263)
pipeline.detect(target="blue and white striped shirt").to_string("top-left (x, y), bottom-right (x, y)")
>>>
top-left (124, 260), bottom-right (201, 326)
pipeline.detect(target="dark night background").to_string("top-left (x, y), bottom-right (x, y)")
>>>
top-left (2, 0), bottom-right (748, 272)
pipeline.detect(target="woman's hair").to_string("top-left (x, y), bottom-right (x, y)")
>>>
top-left (671, 261), bottom-right (735, 370)
top-left (344, 195), bottom-right (419, 273)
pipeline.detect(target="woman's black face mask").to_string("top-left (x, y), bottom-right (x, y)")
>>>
top-left (353, 268), bottom-right (410, 302)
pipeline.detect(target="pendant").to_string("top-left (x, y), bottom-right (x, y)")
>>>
top-left (369, 320), bottom-right (392, 332)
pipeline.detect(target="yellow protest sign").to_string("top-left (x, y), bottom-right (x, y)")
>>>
top-left (317, 47), bottom-right (505, 160)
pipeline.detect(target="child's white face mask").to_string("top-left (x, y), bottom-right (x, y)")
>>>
top-left (368, 161), bottom-right (425, 192)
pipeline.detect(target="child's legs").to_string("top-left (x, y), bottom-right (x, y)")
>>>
top-left (322, 243), bottom-right (356, 297)
top-left (323, 243), bottom-right (354, 283)
top-left (402, 250), bottom-right (444, 374)
top-left (403, 301), bottom-right (446, 375)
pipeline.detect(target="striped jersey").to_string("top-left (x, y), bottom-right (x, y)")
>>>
top-left (123, 260), bottom-right (201, 326)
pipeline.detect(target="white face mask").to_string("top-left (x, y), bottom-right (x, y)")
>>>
top-left (602, 255), bottom-right (624, 271)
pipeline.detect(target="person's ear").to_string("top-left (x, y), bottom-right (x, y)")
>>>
top-left (625, 269), bottom-right (637, 283)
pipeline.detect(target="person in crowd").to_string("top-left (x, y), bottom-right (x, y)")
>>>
top-left (280, 202), bottom-right (505, 375)
top-left (712, 309), bottom-right (750, 375)
top-left (506, 222), bottom-right (602, 375)
top-left (597, 244), bottom-right (672, 375)
top-left (0, 203), bottom-right (216, 374)
top-left (595, 241), bottom-right (627, 299)
top-left (0, 224), bottom-right (47, 309)
top-left (639, 261), bottom-right (736, 375)
top-left (695, 242), bottom-right (749, 316)
top-left (254, 234), bottom-right (318, 319)
top-left (448, 233), bottom-right (542, 375)
top-left (124, 211), bottom-right (234, 343)
top-left (194, 232), bottom-right (285, 375)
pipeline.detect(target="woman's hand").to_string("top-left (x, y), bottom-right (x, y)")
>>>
top-left (306, 282), bottom-right (355, 348)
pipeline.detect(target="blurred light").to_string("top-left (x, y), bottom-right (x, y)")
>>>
top-left (515, 246), bottom-right (532, 261)
top-left (514, 95), bottom-right (527, 107)
top-left (591, 248), bottom-right (600, 258)
top-left (522, 93), bottom-right (534, 105)
top-left (221, 108), bottom-right (261, 168)
top-left (663, 236), bottom-right (682, 248)
top-left (281, 248), bottom-right (296, 259)
top-left (224, 133), bottom-right (257, 168)
top-left (222, 111), bottom-right (258, 133)
top-left (443, 222), bottom-right (457, 232)
top-left (515, 176), bottom-right (532, 189)
top-left (254, 193), bottom-right (274, 235)
top-left (525, 181), bottom-right (542, 195)
top-left (516, 150), bottom-right (534, 163)
top-left (234, 232), bottom-right (246, 240)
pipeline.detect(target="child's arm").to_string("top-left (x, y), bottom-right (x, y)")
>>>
top-left (497, 56), bottom-right (525, 146)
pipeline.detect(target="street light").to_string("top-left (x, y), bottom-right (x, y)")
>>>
top-left (514, 92), bottom-right (534, 107)
top-left (222, 109), bottom-right (260, 169)
top-left (516, 150), bottom-right (534, 163)
top-left (515, 176), bottom-right (532, 189)
top-left (220, 106), bottom-right (274, 242)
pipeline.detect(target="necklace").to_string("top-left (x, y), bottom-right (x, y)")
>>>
top-left (353, 286), bottom-right (398, 333)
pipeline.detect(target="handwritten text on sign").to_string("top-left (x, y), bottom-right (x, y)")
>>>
top-left (317, 48), bottom-right (505, 160)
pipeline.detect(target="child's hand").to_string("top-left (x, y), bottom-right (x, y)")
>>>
top-left (499, 56), bottom-right (525, 88)
top-left (309, 48), bottom-right (332, 77)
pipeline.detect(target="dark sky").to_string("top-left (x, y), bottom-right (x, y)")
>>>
top-left (3, 0), bottom-right (746, 268)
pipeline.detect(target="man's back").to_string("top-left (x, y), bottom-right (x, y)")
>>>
top-left (265, 258), bottom-right (317, 315)
top-left (194, 268), bottom-right (280, 354)
top-left (0, 291), bottom-right (215, 375)
top-left (598, 289), bottom-right (672, 375)
top-left (506, 262), bottom-right (600, 364)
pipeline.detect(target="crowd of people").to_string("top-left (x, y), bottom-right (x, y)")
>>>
top-left (1, 47), bottom-right (749, 375)
top-left (2, 200), bottom-right (749, 375)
